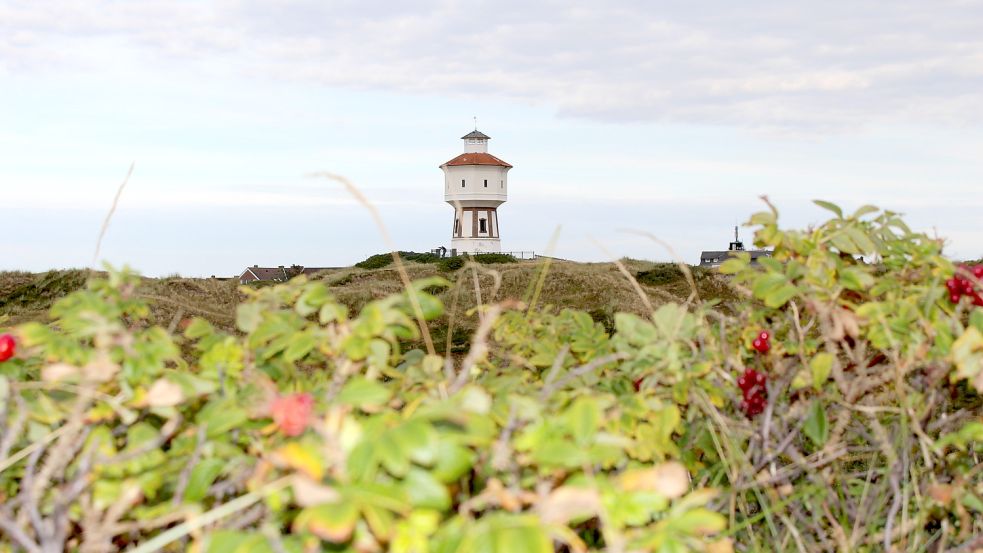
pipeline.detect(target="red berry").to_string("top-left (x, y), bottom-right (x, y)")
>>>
top-left (973, 293), bottom-right (983, 307)
top-left (633, 377), bottom-right (644, 392)
top-left (973, 265), bottom-right (983, 279)
top-left (0, 334), bottom-right (14, 362)
top-left (758, 330), bottom-right (770, 342)
top-left (946, 278), bottom-right (961, 292)
top-left (752, 337), bottom-right (770, 353)
top-left (962, 280), bottom-right (975, 294)
top-left (271, 393), bottom-right (314, 437)
top-left (737, 376), bottom-right (748, 390)
top-left (950, 293), bottom-right (962, 304)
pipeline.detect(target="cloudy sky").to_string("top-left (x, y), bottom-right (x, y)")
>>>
top-left (2, 0), bottom-right (981, 276)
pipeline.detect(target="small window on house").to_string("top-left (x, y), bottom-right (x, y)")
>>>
top-left (500, 180), bottom-right (503, 188)
top-left (479, 218), bottom-right (487, 233)
top-left (461, 179), bottom-right (465, 188)
top-left (483, 179), bottom-right (488, 187)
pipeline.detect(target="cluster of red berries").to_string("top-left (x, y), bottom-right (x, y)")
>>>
top-left (737, 368), bottom-right (767, 417)
top-left (751, 330), bottom-right (771, 353)
top-left (946, 265), bottom-right (983, 307)
top-left (738, 330), bottom-right (772, 418)
top-left (0, 334), bottom-right (14, 362)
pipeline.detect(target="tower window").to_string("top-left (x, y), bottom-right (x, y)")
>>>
top-left (461, 179), bottom-right (465, 188)
top-left (483, 179), bottom-right (488, 187)
top-left (500, 180), bottom-right (503, 188)
top-left (479, 218), bottom-right (487, 233)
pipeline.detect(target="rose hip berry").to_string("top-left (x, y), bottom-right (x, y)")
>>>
top-left (947, 265), bottom-right (983, 307)
top-left (271, 392), bottom-right (314, 437)
top-left (0, 334), bottom-right (14, 362)
top-left (752, 329), bottom-right (771, 354)
top-left (737, 368), bottom-right (767, 418)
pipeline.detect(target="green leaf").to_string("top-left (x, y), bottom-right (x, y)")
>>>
top-left (566, 396), bottom-right (601, 445)
top-left (813, 200), bottom-right (843, 218)
top-left (283, 331), bottom-right (317, 363)
top-left (183, 458), bottom-right (225, 503)
top-left (803, 401), bottom-right (829, 448)
top-left (851, 205), bottom-right (879, 218)
top-left (337, 377), bottom-right (393, 409)
top-left (184, 318), bottom-right (215, 339)
top-left (752, 274), bottom-right (787, 299)
top-left (718, 257), bottom-right (746, 275)
top-left (293, 501), bottom-right (359, 543)
top-left (296, 284), bottom-right (331, 317)
top-left (615, 313), bottom-right (657, 345)
top-left (845, 226), bottom-right (876, 254)
top-left (810, 353), bottom-right (833, 390)
top-left (403, 468), bottom-right (451, 511)
top-left (669, 507), bottom-right (727, 535)
top-left (839, 268), bottom-right (874, 291)
top-left (764, 284), bottom-right (799, 308)
top-left (432, 441), bottom-right (476, 483)
top-left (236, 303), bottom-right (263, 333)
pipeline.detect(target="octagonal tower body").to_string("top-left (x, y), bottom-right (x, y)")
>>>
top-left (440, 130), bottom-right (512, 253)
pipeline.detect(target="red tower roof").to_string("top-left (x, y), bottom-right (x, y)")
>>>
top-left (440, 152), bottom-right (513, 168)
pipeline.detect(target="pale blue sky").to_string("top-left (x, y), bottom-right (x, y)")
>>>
top-left (1, 1), bottom-right (981, 276)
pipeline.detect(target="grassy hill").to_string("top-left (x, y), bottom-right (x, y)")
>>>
top-left (0, 258), bottom-right (738, 353)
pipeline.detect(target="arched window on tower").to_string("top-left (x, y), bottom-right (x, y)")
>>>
top-left (461, 179), bottom-right (465, 188)
top-left (483, 179), bottom-right (488, 187)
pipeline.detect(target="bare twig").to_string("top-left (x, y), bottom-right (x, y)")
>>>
top-left (0, 511), bottom-right (40, 553)
top-left (589, 238), bottom-right (653, 313)
top-left (310, 172), bottom-right (435, 355)
top-left (449, 305), bottom-right (503, 393)
top-left (92, 162), bottom-right (134, 269)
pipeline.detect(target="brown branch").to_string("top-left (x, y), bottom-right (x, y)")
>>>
top-left (0, 510), bottom-right (40, 553)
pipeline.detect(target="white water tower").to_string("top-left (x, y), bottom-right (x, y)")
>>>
top-left (440, 129), bottom-right (512, 253)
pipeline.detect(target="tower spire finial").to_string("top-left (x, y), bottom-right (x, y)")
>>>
top-left (473, 116), bottom-right (477, 131)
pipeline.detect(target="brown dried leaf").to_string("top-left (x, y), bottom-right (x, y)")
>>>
top-left (928, 484), bottom-right (954, 505)
top-left (146, 378), bottom-right (184, 407)
top-left (619, 461), bottom-right (690, 498)
top-left (42, 363), bottom-right (79, 383)
top-left (292, 475), bottom-right (341, 507)
top-left (706, 538), bottom-right (735, 553)
top-left (537, 486), bottom-right (601, 525)
top-left (83, 355), bottom-right (119, 382)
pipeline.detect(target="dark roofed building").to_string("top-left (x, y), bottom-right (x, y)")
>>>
top-left (239, 264), bottom-right (337, 284)
top-left (699, 227), bottom-right (772, 269)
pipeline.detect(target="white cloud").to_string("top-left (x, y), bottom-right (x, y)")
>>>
top-left (2, 0), bottom-right (982, 131)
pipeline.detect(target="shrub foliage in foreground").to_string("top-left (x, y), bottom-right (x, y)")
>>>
top-left (0, 201), bottom-right (981, 552)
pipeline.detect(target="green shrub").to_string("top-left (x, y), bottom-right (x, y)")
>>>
top-left (471, 252), bottom-right (517, 264)
top-left (437, 256), bottom-right (465, 271)
top-left (354, 251), bottom-right (442, 270)
top-left (1, 200), bottom-right (981, 551)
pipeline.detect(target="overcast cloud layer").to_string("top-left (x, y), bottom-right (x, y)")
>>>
top-left (3, 0), bottom-right (983, 132)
